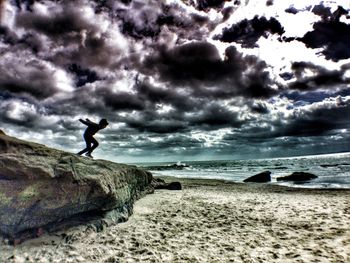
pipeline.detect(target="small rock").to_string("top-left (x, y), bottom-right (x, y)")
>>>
top-left (244, 171), bottom-right (271, 183)
top-left (166, 182), bottom-right (182, 190)
top-left (277, 172), bottom-right (317, 181)
top-left (152, 178), bottom-right (182, 190)
top-left (154, 181), bottom-right (182, 190)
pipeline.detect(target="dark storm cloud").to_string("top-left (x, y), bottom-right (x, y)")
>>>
top-left (56, 118), bottom-right (82, 132)
top-left (196, 0), bottom-right (230, 11)
top-left (294, 5), bottom-right (350, 61)
top-left (121, 101), bottom-right (243, 133)
top-left (143, 41), bottom-right (229, 85)
top-left (284, 6), bottom-right (298, 15)
top-left (121, 107), bottom-right (188, 134)
top-left (68, 64), bottom-right (100, 87)
top-left (134, 78), bottom-right (200, 111)
top-left (0, 24), bottom-right (45, 54)
top-left (55, 34), bottom-right (124, 69)
top-left (18, 32), bottom-right (44, 53)
top-left (0, 59), bottom-right (59, 100)
top-left (1, 102), bottom-right (40, 128)
top-left (284, 4), bottom-right (344, 18)
top-left (249, 101), bottom-right (269, 114)
top-left (102, 133), bottom-right (206, 158)
top-left (126, 118), bottom-right (187, 134)
top-left (12, 0), bottom-right (36, 11)
top-left (290, 61), bottom-right (319, 78)
top-left (279, 72), bottom-right (293, 81)
top-left (145, 134), bottom-right (204, 150)
top-left (277, 102), bottom-right (350, 137)
top-left (0, 25), bottom-right (18, 45)
top-left (287, 62), bottom-right (350, 91)
top-left (117, 0), bottom-right (164, 40)
top-left (188, 103), bottom-right (242, 128)
top-left (288, 72), bottom-right (345, 91)
top-left (115, 0), bottom-right (218, 42)
top-left (284, 5), bottom-right (313, 15)
top-left (266, 0), bottom-right (273, 7)
top-left (15, 3), bottom-right (98, 38)
top-left (213, 16), bottom-right (284, 48)
top-left (98, 87), bottom-right (146, 111)
top-left (222, 6), bottom-right (234, 21)
top-left (42, 77), bottom-right (193, 122)
top-left (142, 42), bottom-right (278, 99)
top-left (311, 4), bottom-right (332, 19)
top-left (128, 134), bottom-right (205, 152)
top-left (51, 77), bottom-right (196, 117)
top-left (276, 118), bottom-right (337, 138)
top-left (223, 99), bottom-right (350, 147)
top-left (0, 98), bottom-right (62, 133)
top-left (222, 126), bottom-right (272, 144)
top-left (13, 0), bottom-right (126, 70)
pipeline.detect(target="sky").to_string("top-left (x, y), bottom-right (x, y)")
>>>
top-left (0, 0), bottom-right (350, 163)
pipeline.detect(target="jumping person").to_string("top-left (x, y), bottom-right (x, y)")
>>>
top-left (77, 118), bottom-right (108, 158)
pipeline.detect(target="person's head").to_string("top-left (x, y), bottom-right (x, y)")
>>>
top-left (99, 118), bottom-right (109, 129)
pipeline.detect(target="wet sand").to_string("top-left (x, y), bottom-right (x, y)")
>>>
top-left (1, 177), bottom-right (350, 262)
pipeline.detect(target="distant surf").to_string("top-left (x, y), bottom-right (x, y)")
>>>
top-left (137, 153), bottom-right (350, 189)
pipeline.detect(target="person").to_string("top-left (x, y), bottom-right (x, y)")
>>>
top-left (77, 118), bottom-right (108, 158)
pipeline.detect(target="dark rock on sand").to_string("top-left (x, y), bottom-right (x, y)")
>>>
top-left (161, 182), bottom-right (182, 190)
top-left (152, 178), bottom-right (182, 190)
top-left (244, 171), bottom-right (271, 183)
top-left (277, 172), bottom-right (318, 181)
top-left (0, 130), bottom-right (154, 242)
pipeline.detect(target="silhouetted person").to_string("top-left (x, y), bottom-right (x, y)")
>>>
top-left (77, 118), bottom-right (108, 158)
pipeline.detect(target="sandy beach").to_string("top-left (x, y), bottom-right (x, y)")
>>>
top-left (1, 177), bottom-right (350, 263)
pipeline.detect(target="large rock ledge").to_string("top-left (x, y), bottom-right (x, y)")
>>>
top-left (0, 130), bottom-right (154, 243)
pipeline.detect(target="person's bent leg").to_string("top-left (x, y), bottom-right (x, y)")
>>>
top-left (87, 137), bottom-right (99, 155)
top-left (77, 146), bottom-right (89, 155)
top-left (78, 135), bottom-right (92, 155)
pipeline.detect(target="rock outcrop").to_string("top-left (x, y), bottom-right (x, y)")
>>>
top-left (0, 130), bottom-right (154, 242)
top-left (277, 172), bottom-right (318, 182)
top-left (243, 171), bottom-right (271, 183)
top-left (152, 178), bottom-right (182, 190)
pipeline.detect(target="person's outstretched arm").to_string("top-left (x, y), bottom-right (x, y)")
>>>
top-left (79, 118), bottom-right (90, 126)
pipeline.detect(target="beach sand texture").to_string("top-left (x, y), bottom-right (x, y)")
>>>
top-left (1, 177), bottom-right (350, 263)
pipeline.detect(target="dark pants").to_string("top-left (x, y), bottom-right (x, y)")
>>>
top-left (78, 134), bottom-right (99, 155)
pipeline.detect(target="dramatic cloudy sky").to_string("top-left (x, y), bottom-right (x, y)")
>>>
top-left (1, 0), bottom-right (350, 162)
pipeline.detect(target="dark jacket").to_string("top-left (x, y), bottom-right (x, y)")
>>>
top-left (79, 119), bottom-right (101, 137)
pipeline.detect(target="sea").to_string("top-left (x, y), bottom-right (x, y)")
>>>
top-left (136, 152), bottom-right (350, 189)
